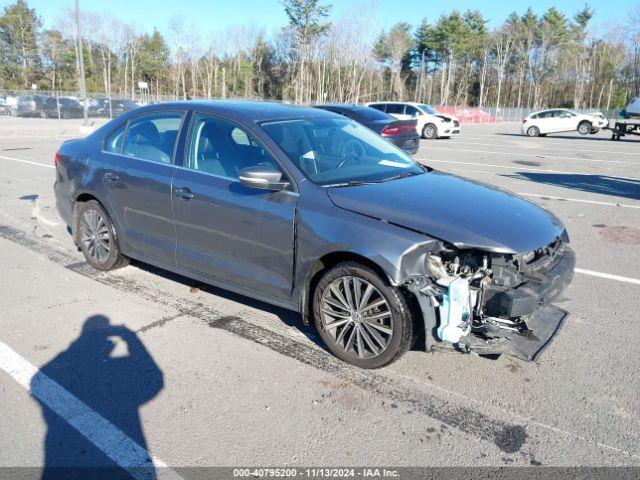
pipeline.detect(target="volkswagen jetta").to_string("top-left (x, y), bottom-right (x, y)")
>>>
top-left (54, 101), bottom-right (575, 368)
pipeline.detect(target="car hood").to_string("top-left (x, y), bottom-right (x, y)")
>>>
top-left (327, 171), bottom-right (565, 254)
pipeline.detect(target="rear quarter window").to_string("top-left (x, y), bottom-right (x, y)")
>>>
top-left (368, 103), bottom-right (386, 113)
top-left (104, 123), bottom-right (126, 153)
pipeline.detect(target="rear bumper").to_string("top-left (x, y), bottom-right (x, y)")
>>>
top-left (54, 179), bottom-right (74, 229)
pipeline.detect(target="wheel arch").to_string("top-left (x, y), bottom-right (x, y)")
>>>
top-left (72, 191), bottom-right (122, 246)
top-left (299, 251), bottom-right (394, 326)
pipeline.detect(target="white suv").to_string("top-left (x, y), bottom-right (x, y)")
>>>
top-left (521, 109), bottom-right (609, 137)
top-left (366, 101), bottom-right (460, 139)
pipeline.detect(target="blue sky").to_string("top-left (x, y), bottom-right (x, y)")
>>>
top-left (21, 0), bottom-right (637, 35)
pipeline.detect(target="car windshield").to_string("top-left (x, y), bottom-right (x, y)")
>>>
top-left (418, 104), bottom-right (438, 114)
top-left (261, 117), bottom-right (424, 186)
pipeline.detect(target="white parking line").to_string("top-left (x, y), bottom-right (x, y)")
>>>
top-left (458, 132), bottom-right (640, 148)
top-left (575, 268), bottom-right (640, 286)
top-left (0, 154), bottom-right (54, 169)
top-left (423, 146), bottom-right (637, 165)
top-left (443, 140), bottom-right (640, 156)
top-left (516, 193), bottom-right (640, 209)
top-left (417, 158), bottom-right (640, 179)
top-left (0, 340), bottom-right (184, 480)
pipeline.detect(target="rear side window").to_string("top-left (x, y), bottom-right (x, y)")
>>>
top-left (386, 104), bottom-right (404, 114)
top-left (104, 123), bottom-right (126, 153)
top-left (122, 112), bottom-right (183, 164)
top-left (369, 103), bottom-right (386, 113)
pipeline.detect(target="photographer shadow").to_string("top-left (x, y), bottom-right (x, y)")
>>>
top-left (32, 315), bottom-right (163, 480)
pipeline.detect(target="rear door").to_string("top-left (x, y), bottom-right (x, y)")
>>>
top-left (100, 110), bottom-right (185, 262)
top-left (534, 110), bottom-right (555, 133)
top-left (172, 113), bottom-right (297, 300)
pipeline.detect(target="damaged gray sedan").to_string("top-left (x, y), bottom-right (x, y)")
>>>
top-left (54, 101), bottom-right (575, 369)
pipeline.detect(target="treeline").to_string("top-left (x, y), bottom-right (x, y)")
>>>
top-left (1, 0), bottom-right (639, 109)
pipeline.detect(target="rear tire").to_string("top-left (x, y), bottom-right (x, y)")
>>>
top-left (75, 200), bottom-right (129, 271)
top-left (527, 126), bottom-right (540, 137)
top-left (578, 121), bottom-right (591, 135)
top-left (312, 262), bottom-right (413, 369)
top-left (422, 123), bottom-right (437, 139)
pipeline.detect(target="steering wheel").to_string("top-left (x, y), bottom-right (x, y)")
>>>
top-left (337, 139), bottom-right (366, 169)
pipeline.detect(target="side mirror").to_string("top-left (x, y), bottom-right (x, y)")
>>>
top-left (238, 166), bottom-right (289, 191)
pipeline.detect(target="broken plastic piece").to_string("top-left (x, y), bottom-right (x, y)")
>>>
top-left (436, 277), bottom-right (471, 343)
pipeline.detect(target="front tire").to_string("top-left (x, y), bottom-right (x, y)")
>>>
top-left (75, 200), bottom-right (129, 271)
top-left (422, 123), bottom-right (437, 139)
top-left (578, 121), bottom-right (591, 135)
top-left (312, 262), bottom-right (413, 369)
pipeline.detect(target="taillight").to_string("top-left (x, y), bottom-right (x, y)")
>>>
top-left (522, 119), bottom-right (527, 124)
top-left (381, 124), bottom-right (415, 136)
top-left (54, 151), bottom-right (61, 168)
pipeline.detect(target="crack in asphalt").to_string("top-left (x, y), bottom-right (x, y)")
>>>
top-left (0, 223), bottom-right (531, 454)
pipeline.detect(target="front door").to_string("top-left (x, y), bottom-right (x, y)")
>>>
top-left (100, 111), bottom-right (185, 261)
top-left (172, 113), bottom-right (297, 300)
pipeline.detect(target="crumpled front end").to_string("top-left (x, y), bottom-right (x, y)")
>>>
top-left (405, 232), bottom-right (575, 362)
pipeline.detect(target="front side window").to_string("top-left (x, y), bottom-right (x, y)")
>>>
top-left (405, 105), bottom-right (420, 117)
top-left (261, 117), bottom-right (424, 186)
top-left (418, 104), bottom-right (438, 114)
top-left (122, 112), bottom-right (183, 164)
top-left (187, 114), bottom-right (279, 178)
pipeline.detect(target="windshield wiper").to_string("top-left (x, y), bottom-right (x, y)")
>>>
top-left (324, 172), bottom-right (422, 188)
top-left (380, 171), bottom-right (422, 182)
top-left (324, 180), bottom-right (380, 187)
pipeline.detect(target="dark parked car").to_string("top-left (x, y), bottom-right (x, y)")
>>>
top-left (16, 95), bottom-right (47, 117)
top-left (315, 104), bottom-right (419, 155)
top-left (54, 101), bottom-right (575, 368)
top-left (43, 97), bottom-right (84, 119)
top-left (87, 98), bottom-right (139, 118)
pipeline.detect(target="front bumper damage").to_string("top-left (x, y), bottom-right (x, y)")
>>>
top-left (405, 238), bottom-right (575, 362)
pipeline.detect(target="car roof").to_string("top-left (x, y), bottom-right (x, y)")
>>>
top-left (368, 101), bottom-right (420, 106)
top-left (130, 100), bottom-right (335, 123)
top-left (316, 103), bottom-right (377, 113)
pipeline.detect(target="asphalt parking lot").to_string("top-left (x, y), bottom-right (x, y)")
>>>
top-left (0, 117), bottom-right (639, 475)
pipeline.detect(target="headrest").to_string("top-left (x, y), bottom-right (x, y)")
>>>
top-left (128, 121), bottom-right (159, 144)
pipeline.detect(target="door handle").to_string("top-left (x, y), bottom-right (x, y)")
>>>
top-left (103, 172), bottom-right (119, 182)
top-left (174, 187), bottom-right (194, 200)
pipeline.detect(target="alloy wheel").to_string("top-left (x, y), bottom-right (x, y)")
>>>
top-left (80, 209), bottom-right (111, 264)
top-left (578, 122), bottom-right (591, 135)
top-left (321, 276), bottom-right (393, 359)
top-left (423, 124), bottom-right (437, 139)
